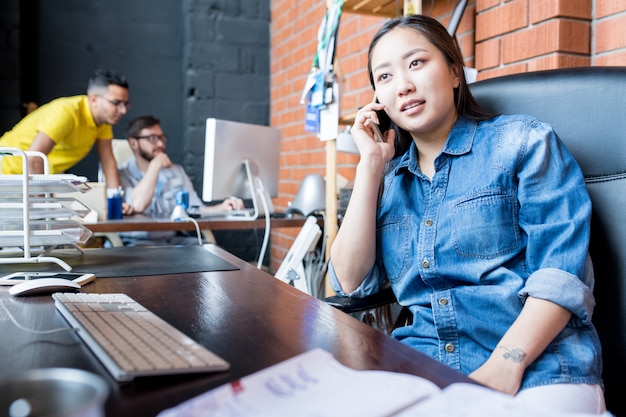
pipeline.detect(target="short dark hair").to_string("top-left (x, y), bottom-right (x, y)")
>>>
top-left (125, 115), bottom-right (160, 139)
top-left (87, 69), bottom-right (129, 92)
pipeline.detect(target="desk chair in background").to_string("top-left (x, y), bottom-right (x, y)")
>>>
top-left (112, 138), bottom-right (133, 167)
top-left (98, 139), bottom-right (133, 183)
top-left (325, 66), bottom-right (626, 416)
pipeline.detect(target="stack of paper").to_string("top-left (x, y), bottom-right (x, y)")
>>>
top-left (157, 349), bottom-right (439, 417)
top-left (157, 348), bottom-right (614, 417)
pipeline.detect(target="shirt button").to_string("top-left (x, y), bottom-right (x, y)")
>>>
top-left (422, 259), bottom-right (430, 268)
top-left (438, 298), bottom-right (448, 306)
top-left (445, 343), bottom-right (455, 353)
top-left (425, 219), bottom-right (433, 226)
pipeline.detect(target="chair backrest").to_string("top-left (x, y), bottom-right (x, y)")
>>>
top-left (469, 67), bottom-right (626, 416)
top-left (98, 139), bottom-right (133, 183)
top-left (111, 139), bottom-right (133, 166)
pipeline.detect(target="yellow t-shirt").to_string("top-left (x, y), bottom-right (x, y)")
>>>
top-left (0, 95), bottom-right (113, 174)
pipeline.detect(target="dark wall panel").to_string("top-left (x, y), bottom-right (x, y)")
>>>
top-left (0, 0), bottom-right (23, 133)
top-left (0, 0), bottom-right (271, 263)
top-left (34, 0), bottom-right (184, 179)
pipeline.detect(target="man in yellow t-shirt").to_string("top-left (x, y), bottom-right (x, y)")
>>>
top-left (0, 69), bottom-right (130, 201)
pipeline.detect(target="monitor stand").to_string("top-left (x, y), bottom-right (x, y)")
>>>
top-left (240, 159), bottom-right (274, 220)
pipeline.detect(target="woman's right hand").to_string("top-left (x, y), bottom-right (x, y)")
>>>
top-left (351, 97), bottom-right (396, 168)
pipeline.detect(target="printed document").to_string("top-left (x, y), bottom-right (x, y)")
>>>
top-left (157, 348), bottom-right (614, 417)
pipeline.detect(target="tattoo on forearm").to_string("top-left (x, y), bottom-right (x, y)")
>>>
top-left (498, 345), bottom-right (527, 365)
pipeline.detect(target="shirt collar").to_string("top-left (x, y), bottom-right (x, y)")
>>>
top-left (80, 95), bottom-right (98, 128)
top-left (393, 116), bottom-right (477, 175)
top-left (443, 116), bottom-right (476, 155)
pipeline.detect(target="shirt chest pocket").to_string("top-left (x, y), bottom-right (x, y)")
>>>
top-left (377, 215), bottom-right (413, 282)
top-left (451, 190), bottom-right (520, 259)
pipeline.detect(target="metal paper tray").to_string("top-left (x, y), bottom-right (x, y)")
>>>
top-left (0, 220), bottom-right (93, 246)
top-left (0, 174), bottom-right (90, 194)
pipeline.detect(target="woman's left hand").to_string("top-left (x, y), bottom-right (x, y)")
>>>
top-left (469, 352), bottom-right (525, 395)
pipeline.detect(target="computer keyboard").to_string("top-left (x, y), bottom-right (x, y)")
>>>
top-left (53, 292), bottom-right (230, 382)
top-left (198, 208), bottom-right (255, 218)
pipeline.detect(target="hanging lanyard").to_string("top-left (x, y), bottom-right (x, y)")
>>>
top-left (314, 0), bottom-right (343, 74)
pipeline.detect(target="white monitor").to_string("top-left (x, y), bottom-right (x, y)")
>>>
top-left (202, 118), bottom-right (281, 216)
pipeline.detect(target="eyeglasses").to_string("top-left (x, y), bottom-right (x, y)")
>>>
top-left (133, 134), bottom-right (168, 144)
top-left (98, 95), bottom-right (131, 110)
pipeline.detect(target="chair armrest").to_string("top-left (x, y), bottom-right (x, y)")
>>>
top-left (324, 284), bottom-right (397, 314)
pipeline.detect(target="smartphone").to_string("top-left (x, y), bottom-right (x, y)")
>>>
top-left (375, 108), bottom-right (392, 133)
top-left (366, 96), bottom-right (392, 141)
top-left (366, 109), bottom-right (392, 142)
top-left (0, 272), bottom-right (96, 286)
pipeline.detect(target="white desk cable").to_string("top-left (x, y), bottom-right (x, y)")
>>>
top-left (255, 177), bottom-right (271, 269)
top-left (179, 217), bottom-right (204, 246)
top-left (170, 206), bottom-right (204, 246)
top-left (1, 299), bottom-right (77, 335)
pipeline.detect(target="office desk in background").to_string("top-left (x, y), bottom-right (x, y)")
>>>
top-left (0, 245), bottom-right (472, 416)
top-left (84, 213), bottom-right (312, 233)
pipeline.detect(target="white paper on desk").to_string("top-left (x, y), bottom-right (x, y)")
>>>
top-left (394, 383), bottom-right (615, 417)
top-left (157, 348), bottom-right (441, 417)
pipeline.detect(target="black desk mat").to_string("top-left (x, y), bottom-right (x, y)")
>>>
top-left (0, 245), bottom-right (239, 278)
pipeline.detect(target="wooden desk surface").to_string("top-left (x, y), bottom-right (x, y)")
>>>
top-left (84, 214), bottom-right (310, 233)
top-left (0, 245), bottom-right (472, 416)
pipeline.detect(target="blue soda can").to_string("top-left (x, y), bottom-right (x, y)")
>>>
top-left (176, 191), bottom-right (189, 209)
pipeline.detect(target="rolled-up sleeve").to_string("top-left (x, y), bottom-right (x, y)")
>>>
top-left (519, 254), bottom-right (596, 325)
top-left (328, 260), bottom-right (382, 298)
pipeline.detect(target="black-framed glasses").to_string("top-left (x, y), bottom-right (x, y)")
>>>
top-left (133, 134), bottom-right (168, 144)
top-left (97, 95), bottom-right (131, 110)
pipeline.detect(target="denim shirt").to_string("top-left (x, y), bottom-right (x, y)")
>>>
top-left (329, 115), bottom-right (603, 390)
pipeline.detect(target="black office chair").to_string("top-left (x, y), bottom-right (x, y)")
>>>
top-left (325, 66), bottom-right (626, 416)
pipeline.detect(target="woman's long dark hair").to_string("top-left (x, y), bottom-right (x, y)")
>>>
top-left (368, 15), bottom-right (494, 157)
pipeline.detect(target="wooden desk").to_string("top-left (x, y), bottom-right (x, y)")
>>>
top-left (0, 245), bottom-right (472, 416)
top-left (84, 214), bottom-right (311, 233)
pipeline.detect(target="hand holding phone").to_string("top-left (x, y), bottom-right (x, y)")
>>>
top-left (364, 109), bottom-right (391, 143)
top-left (365, 118), bottom-right (384, 142)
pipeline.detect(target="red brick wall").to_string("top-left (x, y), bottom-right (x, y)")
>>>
top-left (269, 0), bottom-right (626, 273)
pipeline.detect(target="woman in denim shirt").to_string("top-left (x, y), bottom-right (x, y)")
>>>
top-left (329, 15), bottom-right (606, 413)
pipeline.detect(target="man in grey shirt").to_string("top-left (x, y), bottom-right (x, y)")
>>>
top-left (118, 115), bottom-right (243, 246)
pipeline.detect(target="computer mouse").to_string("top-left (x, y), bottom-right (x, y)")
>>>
top-left (9, 278), bottom-right (81, 297)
